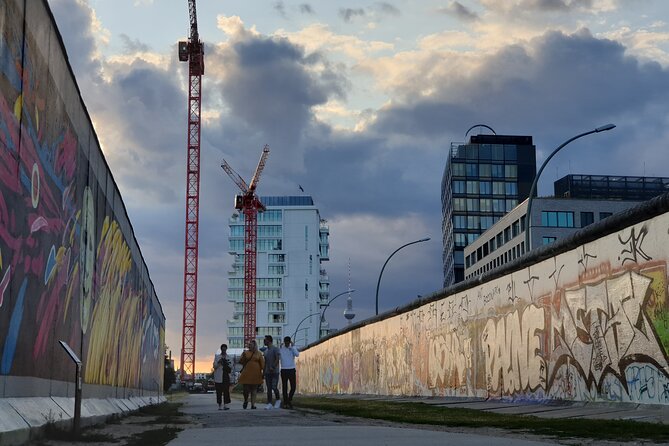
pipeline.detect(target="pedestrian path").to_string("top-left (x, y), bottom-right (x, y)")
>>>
top-left (168, 393), bottom-right (559, 446)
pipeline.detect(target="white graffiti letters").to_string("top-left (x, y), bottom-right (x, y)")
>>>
top-left (483, 305), bottom-right (545, 394)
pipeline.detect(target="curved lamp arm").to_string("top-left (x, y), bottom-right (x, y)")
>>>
top-left (524, 124), bottom-right (615, 252)
top-left (375, 237), bottom-right (430, 315)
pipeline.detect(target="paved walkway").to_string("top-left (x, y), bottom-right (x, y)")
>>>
top-left (169, 393), bottom-right (557, 446)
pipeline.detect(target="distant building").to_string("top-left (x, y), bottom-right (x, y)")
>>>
top-left (226, 196), bottom-right (330, 349)
top-left (441, 132), bottom-right (536, 286)
top-left (463, 174), bottom-right (669, 279)
top-left (555, 174), bottom-right (669, 200)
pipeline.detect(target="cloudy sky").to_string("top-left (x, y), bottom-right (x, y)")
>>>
top-left (48, 0), bottom-right (669, 371)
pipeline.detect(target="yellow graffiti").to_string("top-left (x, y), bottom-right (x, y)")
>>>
top-left (85, 217), bottom-right (141, 387)
top-left (13, 93), bottom-right (22, 120)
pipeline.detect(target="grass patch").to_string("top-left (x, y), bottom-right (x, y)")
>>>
top-left (294, 397), bottom-right (669, 443)
top-left (43, 427), bottom-right (118, 443)
top-left (124, 427), bottom-right (182, 446)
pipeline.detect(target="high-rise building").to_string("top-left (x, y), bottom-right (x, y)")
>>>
top-left (226, 196), bottom-right (330, 349)
top-left (441, 133), bottom-right (536, 286)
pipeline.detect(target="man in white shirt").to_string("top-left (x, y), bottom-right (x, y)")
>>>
top-left (279, 336), bottom-right (299, 409)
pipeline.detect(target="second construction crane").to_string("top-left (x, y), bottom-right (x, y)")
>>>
top-left (221, 145), bottom-right (270, 345)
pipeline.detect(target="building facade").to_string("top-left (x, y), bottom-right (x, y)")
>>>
top-left (226, 196), bottom-right (330, 348)
top-left (463, 197), bottom-right (643, 280)
top-left (555, 174), bottom-right (669, 200)
top-left (441, 133), bottom-right (536, 286)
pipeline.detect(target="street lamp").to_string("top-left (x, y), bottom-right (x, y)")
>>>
top-left (375, 237), bottom-right (430, 315)
top-left (292, 312), bottom-right (322, 343)
top-left (524, 124), bottom-right (615, 253)
top-left (319, 289), bottom-right (356, 337)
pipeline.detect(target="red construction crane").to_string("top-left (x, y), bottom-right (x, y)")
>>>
top-left (221, 145), bottom-right (270, 345)
top-left (178, 0), bottom-right (204, 383)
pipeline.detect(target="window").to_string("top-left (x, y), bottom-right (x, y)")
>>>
top-left (466, 163), bottom-right (478, 176)
top-left (453, 181), bottom-right (465, 194)
top-left (268, 254), bottom-right (285, 263)
top-left (496, 233), bottom-right (504, 248)
top-left (599, 212), bottom-right (613, 220)
top-left (466, 198), bottom-right (479, 211)
top-left (505, 165), bottom-right (517, 178)
top-left (454, 216), bottom-right (466, 229)
top-left (268, 302), bottom-right (285, 311)
top-left (466, 181), bottom-right (479, 194)
top-left (512, 221), bottom-right (520, 237)
top-left (542, 236), bottom-right (557, 245)
top-left (492, 145), bottom-right (504, 160)
top-left (481, 216), bottom-right (494, 230)
top-left (480, 144), bottom-right (491, 159)
top-left (493, 199), bottom-right (505, 212)
top-left (452, 163), bottom-right (465, 176)
top-left (504, 227), bottom-right (511, 242)
top-left (467, 233), bottom-right (478, 244)
top-left (581, 212), bottom-right (594, 227)
top-left (480, 181), bottom-right (492, 195)
top-left (466, 145), bottom-right (479, 159)
top-left (467, 216), bottom-right (480, 229)
top-left (454, 233), bottom-right (467, 247)
top-left (268, 265), bottom-right (285, 275)
top-left (492, 164), bottom-right (504, 178)
top-left (505, 182), bottom-right (518, 195)
top-left (479, 198), bottom-right (492, 212)
top-left (493, 182), bottom-right (505, 195)
top-left (541, 211), bottom-right (574, 228)
top-left (479, 164), bottom-right (491, 177)
top-left (505, 199), bottom-right (518, 212)
top-left (453, 198), bottom-right (466, 211)
top-left (504, 145), bottom-right (517, 161)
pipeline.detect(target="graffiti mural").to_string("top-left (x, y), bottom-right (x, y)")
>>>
top-left (0, 0), bottom-right (164, 395)
top-left (299, 215), bottom-right (669, 405)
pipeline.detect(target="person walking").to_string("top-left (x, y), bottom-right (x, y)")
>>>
top-left (279, 336), bottom-right (299, 409)
top-left (238, 339), bottom-right (264, 409)
top-left (212, 344), bottom-right (232, 410)
top-left (262, 335), bottom-right (281, 409)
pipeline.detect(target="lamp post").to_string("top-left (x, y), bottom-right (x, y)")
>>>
top-left (292, 312), bottom-right (322, 344)
top-left (524, 124), bottom-right (615, 253)
top-left (319, 289), bottom-right (356, 337)
top-left (375, 237), bottom-right (430, 315)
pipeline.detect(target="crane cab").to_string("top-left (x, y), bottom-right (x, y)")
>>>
top-left (178, 41), bottom-right (189, 61)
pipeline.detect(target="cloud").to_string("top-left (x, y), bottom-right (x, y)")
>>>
top-left (339, 8), bottom-right (366, 23)
top-left (300, 3), bottom-right (314, 14)
top-left (273, 1), bottom-right (287, 18)
top-left (438, 1), bottom-right (480, 22)
top-left (49, 0), bottom-right (106, 83)
top-left (480, 0), bottom-right (604, 15)
top-left (119, 34), bottom-right (150, 54)
top-left (373, 2), bottom-right (401, 16)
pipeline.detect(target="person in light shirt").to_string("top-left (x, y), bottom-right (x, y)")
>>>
top-left (279, 336), bottom-right (300, 409)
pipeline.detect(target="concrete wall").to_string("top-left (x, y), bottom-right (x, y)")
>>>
top-left (298, 194), bottom-right (669, 405)
top-left (0, 0), bottom-right (164, 399)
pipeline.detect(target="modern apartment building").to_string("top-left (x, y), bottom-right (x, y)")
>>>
top-left (441, 132), bottom-right (536, 286)
top-left (226, 196), bottom-right (330, 348)
top-left (463, 174), bottom-right (669, 279)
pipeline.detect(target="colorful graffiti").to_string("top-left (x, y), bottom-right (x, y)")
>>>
top-left (0, 0), bottom-right (164, 395)
top-left (298, 219), bottom-right (669, 405)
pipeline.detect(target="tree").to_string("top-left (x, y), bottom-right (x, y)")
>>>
top-left (163, 355), bottom-right (176, 392)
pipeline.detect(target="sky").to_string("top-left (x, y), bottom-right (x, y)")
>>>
top-left (47, 0), bottom-right (669, 372)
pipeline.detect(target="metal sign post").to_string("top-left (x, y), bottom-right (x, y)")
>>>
top-left (59, 341), bottom-right (82, 437)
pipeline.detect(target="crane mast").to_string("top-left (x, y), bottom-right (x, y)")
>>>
top-left (178, 0), bottom-right (204, 383)
top-left (221, 145), bottom-right (270, 346)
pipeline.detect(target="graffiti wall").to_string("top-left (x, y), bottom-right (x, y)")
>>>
top-left (0, 0), bottom-right (164, 397)
top-left (298, 209), bottom-right (669, 405)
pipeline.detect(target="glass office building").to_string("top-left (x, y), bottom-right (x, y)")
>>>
top-left (441, 134), bottom-right (536, 286)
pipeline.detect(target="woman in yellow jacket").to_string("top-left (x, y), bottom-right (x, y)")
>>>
top-left (238, 339), bottom-right (265, 409)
